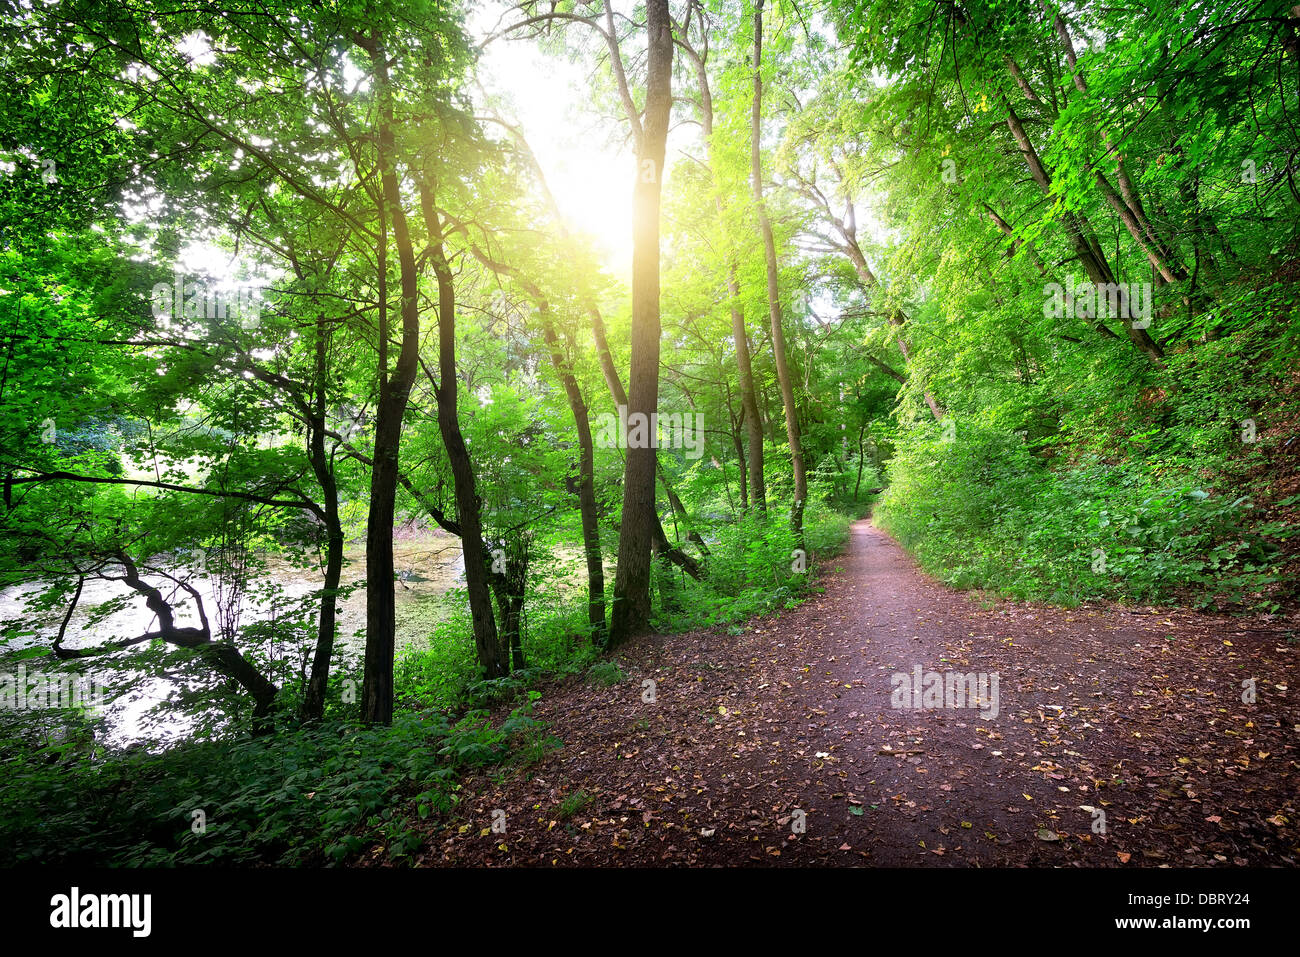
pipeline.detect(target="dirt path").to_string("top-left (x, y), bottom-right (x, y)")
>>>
top-left (416, 520), bottom-right (1297, 867)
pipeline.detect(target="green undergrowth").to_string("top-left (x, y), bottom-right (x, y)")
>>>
top-left (875, 423), bottom-right (1297, 611)
top-left (0, 506), bottom-right (858, 868)
top-left (0, 695), bottom-right (558, 867)
top-left (876, 280), bottom-right (1300, 612)
top-left (397, 506), bottom-right (858, 712)
top-left (649, 506), bottom-right (855, 632)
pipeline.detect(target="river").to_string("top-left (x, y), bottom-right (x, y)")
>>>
top-left (0, 532), bottom-right (467, 748)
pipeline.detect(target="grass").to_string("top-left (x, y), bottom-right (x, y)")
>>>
top-left (556, 790), bottom-right (592, 819)
top-left (585, 660), bottom-right (625, 687)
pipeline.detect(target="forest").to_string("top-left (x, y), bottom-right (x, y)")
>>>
top-left (0, 0), bottom-right (1296, 875)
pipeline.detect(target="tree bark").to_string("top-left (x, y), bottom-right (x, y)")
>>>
top-left (361, 33), bottom-right (422, 725)
top-left (681, 26), bottom-right (767, 511)
top-left (809, 187), bottom-right (945, 421)
top-left (421, 189), bottom-right (506, 678)
top-left (107, 551), bottom-right (277, 728)
top-left (729, 269), bottom-right (767, 511)
top-left (1001, 97), bottom-right (1165, 363)
top-left (1039, 0), bottom-right (1186, 283)
top-left (538, 317), bottom-right (606, 641)
top-left (301, 317), bottom-right (344, 722)
top-left (490, 112), bottom-right (701, 583)
top-left (609, 0), bottom-right (673, 647)
top-left (750, 0), bottom-right (806, 541)
top-left (726, 385), bottom-right (748, 509)
top-left (477, 257), bottom-right (607, 644)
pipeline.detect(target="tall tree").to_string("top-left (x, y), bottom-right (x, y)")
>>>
top-left (676, 3), bottom-right (768, 510)
top-left (749, 0), bottom-right (807, 539)
top-left (609, 0), bottom-right (675, 645)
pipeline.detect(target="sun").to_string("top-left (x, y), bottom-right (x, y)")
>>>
top-left (472, 7), bottom-right (636, 278)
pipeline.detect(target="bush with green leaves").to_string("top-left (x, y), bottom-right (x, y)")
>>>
top-left (649, 506), bottom-right (853, 632)
top-left (875, 418), bottom-right (1292, 609)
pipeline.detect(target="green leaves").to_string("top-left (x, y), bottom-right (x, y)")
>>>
top-left (876, 417), bottom-right (1295, 611)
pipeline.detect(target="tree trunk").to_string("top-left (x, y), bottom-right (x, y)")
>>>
top-left (108, 551), bottom-right (278, 728)
top-left (467, 245), bottom-right (607, 643)
top-left (362, 34), bottom-right (421, 725)
top-left (302, 318), bottom-right (344, 723)
top-left (500, 93), bottom-right (700, 584)
top-left (658, 459), bottom-right (709, 556)
top-left (1039, 0), bottom-right (1187, 283)
top-left (728, 270), bottom-right (767, 512)
top-left (839, 232), bottom-right (945, 420)
top-left (488, 537), bottom-right (529, 672)
top-left (421, 190), bottom-right (506, 678)
top-left (686, 35), bottom-right (767, 512)
top-left (750, 0), bottom-right (806, 540)
top-left (886, 309), bottom-right (946, 420)
top-left (726, 385), bottom-right (748, 509)
top-left (538, 304), bottom-right (607, 643)
top-left (1001, 97), bottom-right (1164, 364)
top-left (587, 299), bottom-right (703, 582)
top-left (609, 0), bottom-right (673, 647)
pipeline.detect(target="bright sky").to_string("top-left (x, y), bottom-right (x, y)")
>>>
top-left (157, 9), bottom-right (647, 286)
top-left (470, 2), bottom-right (639, 280)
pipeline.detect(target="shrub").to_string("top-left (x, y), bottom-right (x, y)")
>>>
top-left (875, 420), bottom-right (1290, 609)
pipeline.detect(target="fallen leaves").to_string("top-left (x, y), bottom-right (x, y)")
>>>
top-left (412, 526), bottom-right (1296, 870)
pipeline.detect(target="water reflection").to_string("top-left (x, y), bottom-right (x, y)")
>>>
top-left (0, 533), bottom-right (466, 749)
